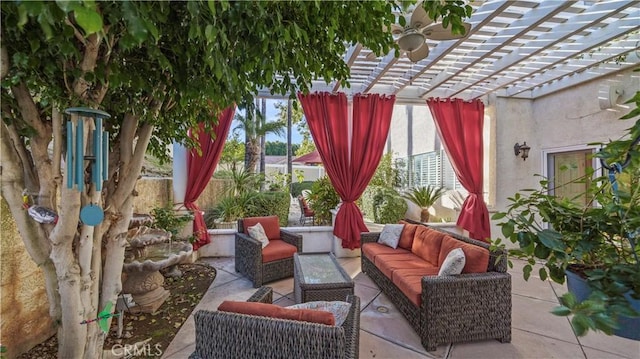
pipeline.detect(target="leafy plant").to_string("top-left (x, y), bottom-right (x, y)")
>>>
top-left (402, 185), bottom-right (446, 222)
top-left (307, 176), bottom-right (340, 225)
top-left (492, 90), bottom-right (640, 337)
top-left (150, 204), bottom-right (193, 239)
top-left (373, 190), bottom-right (408, 224)
top-left (369, 153), bottom-right (406, 189)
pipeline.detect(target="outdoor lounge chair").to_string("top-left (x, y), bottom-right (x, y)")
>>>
top-left (235, 216), bottom-right (303, 287)
top-left (298, 195), bottom-right (315, 225)
top-left (190, 286), bottom-right (361, 359)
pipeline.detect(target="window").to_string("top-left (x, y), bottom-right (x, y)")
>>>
top-left (404, 150), bottom-right (463, 190)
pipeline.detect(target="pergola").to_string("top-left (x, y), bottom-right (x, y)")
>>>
top-left (258, 0), bottom-right (639, 103)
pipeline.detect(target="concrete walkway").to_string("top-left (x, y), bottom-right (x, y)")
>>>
top-left (162, 255), bottom-right (639, 359)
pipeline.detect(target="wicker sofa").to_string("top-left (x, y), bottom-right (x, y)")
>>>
top-left (235, 216), bottom-right (303, 287)
top-left (360, 220), bottom-right (511, 351)
top-left (190, 286), bottom-right (361, 359)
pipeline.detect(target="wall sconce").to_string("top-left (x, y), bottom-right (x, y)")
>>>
top-left (514, 142), bottom-right (531, 161)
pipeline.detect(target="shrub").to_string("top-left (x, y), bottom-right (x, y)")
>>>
top-left (361, 186), bottom-right (400, 222)
top-left (245, 191), bottom-right (290, 227)
top-left (291, 181), bottom-right (314, 197)
top-left (307, 176), bottom-right (340, 225)
top-left (150, 203), bottom-right (193, 238)
top-left (372, 189), bottom-right (407, 224)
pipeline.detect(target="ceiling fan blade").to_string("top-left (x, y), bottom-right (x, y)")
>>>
top-left (422, 22), bottom-right (472, 41)
top-left (407, 43), bottom-right (429, 63)
top-left (410, 6), bottom-right (433, 29)
top-left (390, 23), bottom-right (404, 36)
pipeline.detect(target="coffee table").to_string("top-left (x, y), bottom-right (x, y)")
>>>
top-left (294, 252), bottom-right (354, 303)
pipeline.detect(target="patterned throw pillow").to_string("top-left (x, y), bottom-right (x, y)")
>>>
top-left (286, 301), bottom-right (352, 326)
top-left (377, 224), bottom-right (405, 249)
top-left (247, 222), bottom-right (269, 248)
top-left (438, 248), bottom-right (466, 276)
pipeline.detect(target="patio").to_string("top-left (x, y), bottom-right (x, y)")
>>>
top-left (163, 253), bottom-right (638, 359)
top-left (158, 199), bottom-right (640, 358)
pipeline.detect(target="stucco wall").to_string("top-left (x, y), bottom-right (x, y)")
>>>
top-left (386, 69), bottom-right (638, 241)
top-left (0, 197), bottom-right (55, 358)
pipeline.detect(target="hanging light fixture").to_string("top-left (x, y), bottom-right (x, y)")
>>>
top-left (514, 142), bottom-right (531, 161)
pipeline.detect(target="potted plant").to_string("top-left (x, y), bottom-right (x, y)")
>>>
top-left (402, 185), bottom-right (445, 222)
top-left (492, 91), bottom-right (640, 338)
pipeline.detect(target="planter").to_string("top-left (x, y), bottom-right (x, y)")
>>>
top-left (566, 269), bottom-right (640, 340)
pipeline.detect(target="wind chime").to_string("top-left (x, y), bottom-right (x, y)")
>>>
top-left (65, 107), bottom-right (111, 226)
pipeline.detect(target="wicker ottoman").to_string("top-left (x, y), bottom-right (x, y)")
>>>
top-left (294, 252), bottom-right (355, 303)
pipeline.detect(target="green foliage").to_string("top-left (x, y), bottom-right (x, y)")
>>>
top-left (216, 167), bottom-right (261, 196)
top-left (402, 185), bottom-right (445, 208)
top-left (291, 181), bottom-right (314, 198)
top-left (369, 153), bottom-right (406, 188)
top-left (245, 191), bottom-right (290, 227)
top-left (361, 186), bottom-right (407, 223)
top-left (219, 133), bottom-right (245, 169)
top-left (267, 171), bottom-right (291, 192)
top-left (150, 204), bottom-right (193, 238)
top-left (266, 141), bottom-right (300, 156)
top-left (307, 176), bottom-right (340, 225)
top-left (373, 190), bottom-right (407, 224)
top-left (492, 89), bottom-right (640, 337)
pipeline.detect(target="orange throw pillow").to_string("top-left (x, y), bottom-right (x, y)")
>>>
top-left (397, 221), bottom-right (418, 250)
top-left (243, 216), bottom-right (281, 240)
top-left (217, 301), bottom-right (335, 326)
top-left (411, 226), bottom-right (445, 266)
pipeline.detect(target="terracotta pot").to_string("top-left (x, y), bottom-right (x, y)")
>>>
top-left (420, 208), bottom-right (430, 223)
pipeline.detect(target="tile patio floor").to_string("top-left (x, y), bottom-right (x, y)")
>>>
top-left (162, 254), bottom-right (639, 359)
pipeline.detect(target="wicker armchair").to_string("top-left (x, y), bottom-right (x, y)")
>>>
top-left (361, 220), bottom-right (511, 351)
top-left (190, 287), bottom-right (361, 359)
top-left (235, 216), bottom-right (303, 288)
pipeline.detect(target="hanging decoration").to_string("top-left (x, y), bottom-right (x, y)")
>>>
top-left (65, 107), bottom-right (111, 226)
top-left (79, 301), bottom-right (119, 333)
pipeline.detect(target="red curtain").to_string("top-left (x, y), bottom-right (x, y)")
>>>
top-left (298, 92), bottom-right (395, 249)
top-left (426, 98), bottom-right (490, 241)
top-left (185, 106), bottom-right (236, 250)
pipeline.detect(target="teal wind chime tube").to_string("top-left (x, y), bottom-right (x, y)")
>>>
top-left (66, 121), bottom-right (74, 189)
top-left (76, 118), bottom-right (84, 192)
top-left (94, 117), bottom-right (103, 191)
top-left (102, 131), bottom-right (109, 182)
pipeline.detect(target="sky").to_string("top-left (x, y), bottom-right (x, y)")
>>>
top-left (229, 99), bottom-right (304, 144)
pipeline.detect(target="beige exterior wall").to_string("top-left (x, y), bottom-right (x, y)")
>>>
top-left (0, 197), bottom-right (55, 358)
top-left (387, 68), bottom-right (639, 241)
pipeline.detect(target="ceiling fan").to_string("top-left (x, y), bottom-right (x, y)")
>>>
top-left (370, 5), bottom-right (471, 63)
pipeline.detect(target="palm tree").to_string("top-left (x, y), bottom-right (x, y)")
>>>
top-left (233, 98), bottom-right (285, 173)
top-left (402, 185), bottom-right (446, 222)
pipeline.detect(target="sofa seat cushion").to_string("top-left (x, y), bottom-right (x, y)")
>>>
top-left (362, 242), bottom-right (411, 263)
top-left (411, 226), bottom-right (445, 266)
top-left (262, 239), bottom-right (297, 263)
top-left (397, 221), bottom-right (418, 250)
top-left (375, 253), bottom-right (437, 279)
top-left (243, 216), bottom-right (281, 240)
top-left (438, 235), bottom-right (490, 273)
top-left (392, 268), bottom-right (439, 306)
top-left (218, 300), bottom-right (335, 325)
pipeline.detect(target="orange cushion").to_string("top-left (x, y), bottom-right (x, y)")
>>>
top-left (375, 254), bottom-right (436, 279)
top-left (392, 268), bottom-right (440, 306)
top-left (410, 226), bottom-right (445, 266)
top-left (362, 242), bottom-right (411, 263)
top-left (243, 216), bottom-right (280, 240)
top-left (397, 221), bottom-right (418, 250)
top-left (391, 267), bottom-right (439, 283)
top-left (262, 239), bottom-right (297, 263)
top-left (438, 235), bottom-right (490, 274)
top-left (218, 300), bottom-right (335, 325)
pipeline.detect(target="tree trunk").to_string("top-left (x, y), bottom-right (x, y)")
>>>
top-left (287, 99), bottom-right (293, 193)
top-left (260, 98), bottom-right (266, 190)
